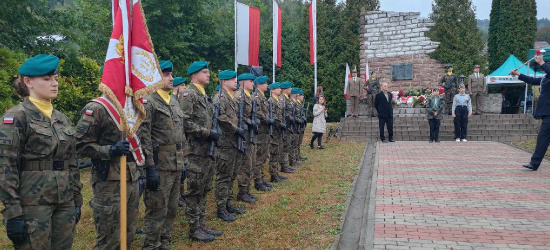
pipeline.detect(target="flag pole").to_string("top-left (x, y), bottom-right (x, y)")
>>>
top-left (235, 0), bottom-right (238, 72)
top-left (313, 0), bottom-right (317, 95)
top-left (120, 153), bottom-right (127, 250)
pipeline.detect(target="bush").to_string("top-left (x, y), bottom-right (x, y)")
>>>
top-left (0, 47), bottom-right (27, 114)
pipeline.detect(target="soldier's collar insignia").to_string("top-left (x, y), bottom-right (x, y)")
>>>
top-left (85, 109), bottom-right (94, 116)
top-left (3, 117), bottom-right (14, 124)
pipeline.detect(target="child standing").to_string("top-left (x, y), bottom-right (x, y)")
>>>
top-left (426, 88), bottom-right (444, 143)
top-left (452, 84), bottom-right (472, 142)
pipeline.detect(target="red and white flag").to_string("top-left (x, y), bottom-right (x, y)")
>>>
top-left (236, 2), bottom-right (260, 66)
top-left (273, 0), bottom-right (282, 68)
top-left (344, 63), bottom-right (351, 98)
top-left (365, 62), bottom-right (370, 82)
top-left (100, 0), bottom-right (162, 137)
top-left (309, 0), bottom-right (317, 65)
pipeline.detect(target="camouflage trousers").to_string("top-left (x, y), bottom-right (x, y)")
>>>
top-left (237, 140), bottom-right (255, 194)
top-left (184, 154), bottom-right (215, 230)
top-left (253, 133), bottom-right (270, 185)
top-left (90, 180), bottom-right (140, 250)
top-left (298, 131), bottom-right (305, 157)
top-left (280, 131), bottom-right (292, 167)
top-left (366, 93), bottom-right (377, 116)
top-left (289, 133), bottom-right (300, 166)
top-left (17, 200), bottom-right (75, 250)
top-left (268, 130), bottom-right (283, 177)
top-left (215, 146), bottom-right (240, 208)
top-left (141, 170), bottom-right (181, 249)
top-left (444, 90), bottom-right (456, 115)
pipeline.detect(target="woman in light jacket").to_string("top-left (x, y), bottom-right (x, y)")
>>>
top-left (310, 95), bottom-right (327, 149)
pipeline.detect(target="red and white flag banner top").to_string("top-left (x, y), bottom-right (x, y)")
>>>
top-left (344, 63), bottom-right (351, 98)
top-left (273, 0), bottom-right (282, 68)
top-left (309, 0), bottom-right (317, 66)
top-left (100, 0), bottom-right (163, 138)
top-left (236, 2), bottom-right (261, 66)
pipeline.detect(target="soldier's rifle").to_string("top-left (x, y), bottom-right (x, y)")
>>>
top-left (290, 101), bottom-right (296, 133)
top-left (208, 82), bottom-right (222, 159)
top-left (237, 88), bottom-right (247, 154)
top-left (268, 97), bottom-right (274, 137)
top-left (443, 75), bottom-right (457, 91)
top-left (301, 102), bottom-right (310, 132)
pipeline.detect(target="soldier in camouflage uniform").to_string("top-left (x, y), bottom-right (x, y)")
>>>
top-left (365, 71), bottom-right (380, 117)
top-left (440, 65), bottom-right (458, 115)
top-left (0, 55), bottom-right (82, 249)
top-left (279, 82), bottom-right (295, 174)
top-left (252, 76), bottom-right (273, 191)
top-left (76, 93), bottom-right (143, 247)
top-left (235, 73), bottom-right (260, 203)
top-left (267, 83), bottom-right (287, 183)
top-left (289, 87), bottom-right (302, 167)
top-left (179, 61), bottom-right (221, 242)
top-left (138, 61), bottom-right (187, 249)
top-left (297, 90), bottom-right (308, 162)
top-left (212, 70), bottom-right (247, 222)
top-left (173, 77), bottom-right (189, 208)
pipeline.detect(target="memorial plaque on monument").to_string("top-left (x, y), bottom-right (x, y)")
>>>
top-left (392, 63), bottom-right (413, 80)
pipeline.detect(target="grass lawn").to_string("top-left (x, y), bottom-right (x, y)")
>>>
top-left (0, 123), bottom-right (365, 249)
top-left (510, 139), bottom-right (550, 157)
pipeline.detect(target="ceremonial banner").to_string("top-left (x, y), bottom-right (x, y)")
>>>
top-left (344, 63), bottom-right (351, 98)
top-left (273, 0), bottom-right (282, 68)
top-left (236, 2), bottom-right (261, 66)
top-left (309, 0), bottom-right (317, 65)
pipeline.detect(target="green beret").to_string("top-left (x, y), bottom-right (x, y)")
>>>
top-left (445, 64), bottom-right (453, 69)
top-left (254, 76), bottom-right (269, 84)
top-left (173, 77), bottom-right (186, 87)
top-left (236, 84), bottom-right (240, 89)
top-left (100, 65), bottom-right (104, 74)
top-left (268, 82), bottom-right (280, 90)
top-left (18, 54), bottom-right (60, 76)
top-left (291, 87), bottom-right (300, 94)
top-left (215, 85), bottom-right (221, 91)
top-left (237, 73), bottom-right (256, 81)
top-left (218, 70), bottom-right (237, 80)
top-left (370, 70), bottom-right (375, 75)
top-left (187, 61), bottom-right (208, 75)
top-left (280, 81), bottom-right (292, 89)
top-left (299, 90), bottom-right (304, 95)
top-left (159, 61), bottom-right (173, 72)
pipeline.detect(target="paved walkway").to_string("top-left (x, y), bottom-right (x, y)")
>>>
top-left (374, 141), bottom-right (550, 250)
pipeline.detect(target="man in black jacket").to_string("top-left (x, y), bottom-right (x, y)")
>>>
top-left (374, 82), bottom-right (394, 143)
top-left (511, 55), bottom-right (550, 171)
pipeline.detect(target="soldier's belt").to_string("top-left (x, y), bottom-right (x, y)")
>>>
top-left (20, 159), bottom-right (68, 171)
top-left (159, 143), bottom-right (183, 152)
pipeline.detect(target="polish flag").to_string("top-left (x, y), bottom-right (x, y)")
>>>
top-left (236, 2), bottom-right (261, 66)
top-left (365, 62), bottom-right (370, 82)
top-left (273, 0), bottom-right (282, 68)
top-left (309, 0), bottom-right (317, 65)
top-left (344, 63), bottom-right (351, 98)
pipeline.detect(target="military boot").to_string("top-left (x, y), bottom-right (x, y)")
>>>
top-left (300, 156), bottom-right (308, 161)
top-left (217, 208), bottom-right (236, 222)
top-left (189, 228), bottom-right (215, 242)
top-left (255, 182), bottom-right (271, 191)
top-left (278, 174), bottom-right (288, 179)
top-left (227, 204), bottom-right (246, 214)
top-left (281, 166), bottom-right (295, 173)
top-left (271, 175), bottom-right (285, 183)
top-left (237, 192), bottom-right (256, 203)
top-left (262, 181), bottom-right (273, 188)
top-left (200, 224), bottom-right (223, 237)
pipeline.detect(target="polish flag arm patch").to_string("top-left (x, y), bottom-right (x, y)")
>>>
top-left (85, 110), bottom-right (94, 116)
top-left (182, 93), bottom-right (189, 97)
top-left (3, 117), bottom-right (14, 124)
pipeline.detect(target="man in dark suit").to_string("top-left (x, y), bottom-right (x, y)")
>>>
top-left (374, 82), bottom-right (394, 143)
top-left (511, 55), bottom-right (550, 171)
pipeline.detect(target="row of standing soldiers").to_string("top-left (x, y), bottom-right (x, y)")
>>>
top-left (0, 56), bottom-right (309, 249)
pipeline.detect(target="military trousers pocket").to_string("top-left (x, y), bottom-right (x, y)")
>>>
top-left (89, 198), bottom-right (113, 215)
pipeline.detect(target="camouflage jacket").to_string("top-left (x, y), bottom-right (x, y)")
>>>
top-left (440, 74), bottom-right (458, 91)
top-left (138, 92), bottom-right (186, 171)
top-left (174, 94), bottom-right (190, 157)
top-left (256, 91), bottom-right (269, 134)
top-left (270, 95), bottom-right (284, 132)
top-left (366, 77), bottom-right (380, 94)
top-left (294, 100), bottom-right (303, 125)
top-left (282, 95), bottom-right (295, 134)
top-left (0, 98), bottom-right (83, 220)
top-left (214, 88), bottom-right (239, 148)
top-left (179, 83), bottom-right (214, 156)
top-left (75, 101), bottom-right (142, 184)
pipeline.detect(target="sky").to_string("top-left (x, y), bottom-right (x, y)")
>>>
top-left (378, 0), bottom-right (549, 20)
